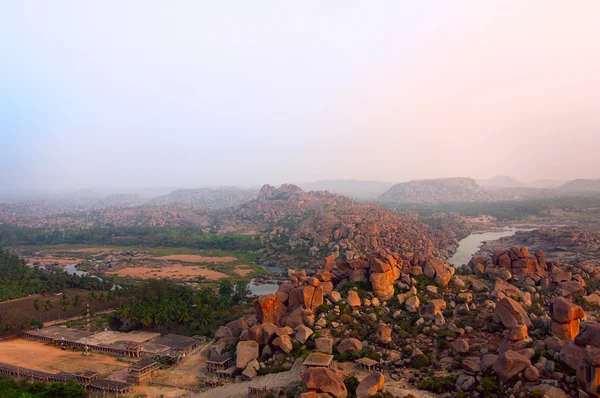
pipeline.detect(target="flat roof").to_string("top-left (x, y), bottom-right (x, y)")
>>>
top-left (356, 357), bottom-right (378, 366)
top-left (303, 353), bottom-right (334, 366)
top-left (121, 331), bottom-right (161, 343)
top-left (130, 359), bottom-right (157, 371)
top-left (26, 326), bottom-right (94, 342)
top-left (141, 342), bottom-right (171, 355)
top-left (207, 353), bottom-right (232, 364)
top-left (153, 334), bottom-right (197, 351)
top-left (78, 330), bottom-right (126, 346)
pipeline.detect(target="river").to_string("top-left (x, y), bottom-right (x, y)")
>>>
top-left (447, 227), bottom-right (534, 267)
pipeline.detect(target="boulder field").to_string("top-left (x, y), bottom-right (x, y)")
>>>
top-left (207, 246), bottom-right (599, 398)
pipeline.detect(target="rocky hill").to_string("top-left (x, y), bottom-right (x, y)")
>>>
top-left (219, 184), bottom-right (458, 263)
top-left (558, 179), bottom-right (600, 193)
top-left (206, 245), bottom-right (600, 397)
top-left (150, 187), bottom-right (259, 208)
top-left (297, 180), bottom-right (394, 201)
top-left (377, 177), bottom-right (494, 204)
top-left (481, 226), bottom-right (600, 265)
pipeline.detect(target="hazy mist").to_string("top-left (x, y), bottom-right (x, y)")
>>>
top-left (2, 1), bottom-right (599, 193)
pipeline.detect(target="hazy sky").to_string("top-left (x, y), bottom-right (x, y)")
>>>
top-left (1, 1), bottom-right (599, 191)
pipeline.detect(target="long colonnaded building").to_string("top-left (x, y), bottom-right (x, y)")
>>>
top-left (22, 326), bottom-right (200, 361)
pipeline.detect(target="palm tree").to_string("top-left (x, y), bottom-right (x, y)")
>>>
top-left (43, 300), bottom-right (53, 321)
top-left (87, 291), bottom-right (96, 311)
top-left (33, 299), bottom-right (41, 323)
top-left (72, 295), bottom-right (81, 311)
top-left (59, 295), bottom-right (69, 321)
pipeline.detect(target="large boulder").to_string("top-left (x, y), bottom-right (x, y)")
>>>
top-left (315, 337), bottom-right (333, 354)
top-left (346, 291), bottom-right (361, 308)
top-left (254, 294), bottom-right (286, 325)
top-left (550, 297), bottom-right (585, 323)
top-left (356, 372), bottom-right (384, 398)
top-left (337, 338), bottom-right (362, 353)
top-left (559, 341), bottom-right (586, 370)
top-left (492, 350), bottom-right (531, 382)
top-left (370, 270), bottom-right (396, 300)
top-left (272, 334), bottom-right (293, 354)
top-left (423, 258), bottom-right (453, 287)
top-left (575, 322), bottom-right (600, 348)
top-left (226, 318), bottom-right (249, 337)
top-left (374, 324), bottom-right (392, 345)
top-left (302, 367), bottom-right (347, 398)
top-left (495, 297), bottom-right (532, 328)
top-left (236, 340), bottom-right (259, 369)
top-left (295, 325), bottom-right (314, 344)
top-left (281, 305), bottom-right (305, 329)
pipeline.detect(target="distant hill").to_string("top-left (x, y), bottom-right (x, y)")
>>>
top-left (526, 179), bottom-right (567, 189)
top-left (297, 180), bottom-right (394, 200)
top-left (377, 177), bottom-right (493, 204)
top-left (150, 187), bottom-right (259, 208)
top-left (477, 176), bottom-right (523, 188)
top-left (558, 179), bottom-right (600, 193)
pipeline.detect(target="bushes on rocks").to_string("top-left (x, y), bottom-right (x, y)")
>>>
top-left (417, 376), bottom-right (456, 393)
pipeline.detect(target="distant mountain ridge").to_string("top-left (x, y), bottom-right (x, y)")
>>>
top-left (150, 187), bottom-right (259, 208)
top-left (558, 179), bottom-right (600, 193)
top-left (477, 175), bottom-right (524, 188)
top-left (377, 177), bottom-right (494, 204)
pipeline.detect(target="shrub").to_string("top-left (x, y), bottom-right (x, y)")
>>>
top-left (476, 376), bottom-right (502, 398)
top-left (417, 376), bottom-right (456, 393)
top-left (411, 355), bottom-right (430, 369)
top-left (344, 375), bottom-right (359, 397)
top-left (340, 314), bottom-right (353, 323)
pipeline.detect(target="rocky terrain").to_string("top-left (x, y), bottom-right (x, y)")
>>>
top-left (481, 227), bottom-right (600, 266)
top-left (297, 180), bottom-right (395, 201)
top-left (377, 178), bottom-right (494, 204)
top-left (225, 184), bottom-right (458, 262)
top-left (150, 187), bottom-right (259, 208)
top-left (204, 245), bottom-right (600, 397)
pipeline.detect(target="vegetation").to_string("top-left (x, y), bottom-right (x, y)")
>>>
top-left (0, 248), bottom-right (108, 302)
top-left (417, 376), bottom-right (456, 393)
top-left (343, 375), bottom-right (360, 398)
top-left (0, 377), bottom-right (85, 398)
top-left (0, 224), bottom-right (262, 251)
top-left (383, 195), bottom-right (600, 221)
top-left (114, 279), bottom-right (248, 335)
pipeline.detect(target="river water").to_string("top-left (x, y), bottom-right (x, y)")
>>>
top-left (447, 227), bottom-right (533, 267)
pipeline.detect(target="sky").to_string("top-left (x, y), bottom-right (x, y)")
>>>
top-left (1, 1), bottom-right (599, 192)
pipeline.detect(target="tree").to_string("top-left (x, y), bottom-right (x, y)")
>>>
top-left (43, 299), bottom-right (53, 321)
top-left (59, 295), bottom-right (69, 321)
top-left (33, 299), bottom-right (40, 312)
top-left (72, 294), bottom-right (81, 310)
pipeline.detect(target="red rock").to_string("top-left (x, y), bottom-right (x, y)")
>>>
top-left (356, 372), bottom-right (384, 398)
top-left (254, 294), bottom-right (286, 325)
top-left (337, 338), bottom-right (362, 353)
top-left (492, 350), bottom-right (531, 382)
top-left (236, 340), bottom-right (259, 369)
top-left (302, 367), bottom-right (347, 398)
top-left (575, 322), bottom-right (600, 348)
top-left (550, 297), bottom-right (585, 323)
top-left (550, 320), bottom-right (580, 340)
top-left (495, 297), bottom-right (532, 328)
